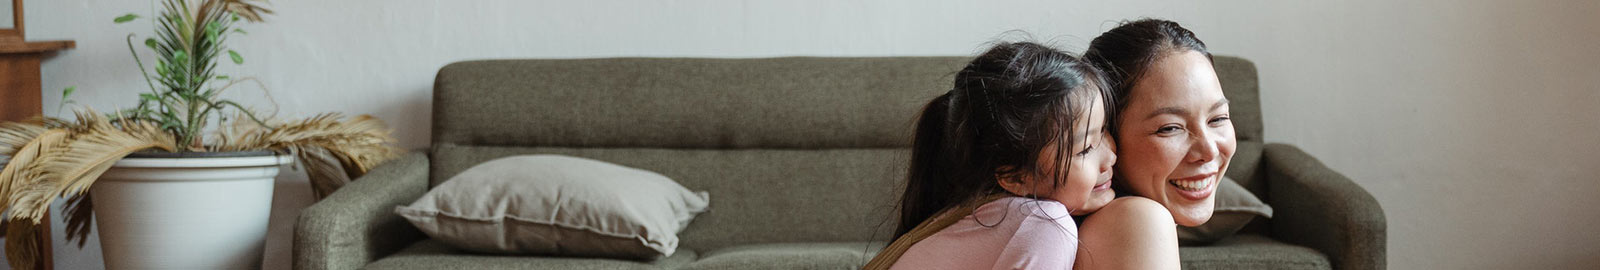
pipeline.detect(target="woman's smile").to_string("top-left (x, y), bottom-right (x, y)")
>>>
top-left (1167, 171), bottom-right (1216, 200)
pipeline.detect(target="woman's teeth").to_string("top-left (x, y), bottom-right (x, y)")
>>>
top-left (1169, 177), bottom-right (1210, 191)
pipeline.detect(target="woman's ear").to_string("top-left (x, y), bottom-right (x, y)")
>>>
top-left (995, 166), bottom-right (1030, 196)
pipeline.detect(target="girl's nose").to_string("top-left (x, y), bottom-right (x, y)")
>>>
top-left (1101, 137), bottom-right (1117, 172)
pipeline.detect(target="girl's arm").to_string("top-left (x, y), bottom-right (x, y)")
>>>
top-left (990, 203), bottom-right (1079, 270)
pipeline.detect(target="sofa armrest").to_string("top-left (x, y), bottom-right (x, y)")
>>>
top-left (294, 152), bottom-right (431, 270)
top-left (1262, 143), bottom-right (1386, 270)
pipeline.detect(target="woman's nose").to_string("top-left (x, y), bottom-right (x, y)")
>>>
top-left (1187, 130), bottom-right (1219, 164)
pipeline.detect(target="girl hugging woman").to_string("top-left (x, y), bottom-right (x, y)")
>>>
top-left (864, 41), bottom-right (1124, 270)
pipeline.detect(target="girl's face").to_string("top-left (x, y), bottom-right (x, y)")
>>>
top-left (1001, 92), bottom-right (1118, 215)
top-left (1114, 50), bottom-right (1236, 227)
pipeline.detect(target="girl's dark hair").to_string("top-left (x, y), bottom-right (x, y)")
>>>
top-left (894, 41), bottom-right (1110, 239)
top-left (1084, 19), bottom-right (1211, 138)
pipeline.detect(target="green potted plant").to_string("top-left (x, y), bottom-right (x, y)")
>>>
top-left (0, 0), bottom-right (399, 269)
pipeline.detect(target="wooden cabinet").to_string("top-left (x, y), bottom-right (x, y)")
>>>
top-left (1, 40), bottom-right (70, 122)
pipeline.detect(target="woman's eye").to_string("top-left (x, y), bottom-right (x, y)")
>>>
top-left (1076, 145), bottom-right (1094, 156)
top-left (1155, 125), bottom-right (1182, 135)
top-left (1209, 116), bottom-right (1231, 127)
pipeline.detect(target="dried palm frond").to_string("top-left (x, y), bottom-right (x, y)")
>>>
top-left (198, 0), bottom-right (274, 23)
top-left (223, 0), bottom-right (274, 23)
top-left (0, 120), bottom-right (48, 155)
top-left (63, 192), bottom-right (93, 248)
top-left (0, 129), bottom-right (68, 213)
top-left (217, 113), bottom-right (399, 198)
top-left (5, 219), bottom-right (41, 270)
top-left (49, 113), bottom-right (177, 198)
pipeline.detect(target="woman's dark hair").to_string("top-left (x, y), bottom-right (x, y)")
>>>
top-left (1084, 19), bottom-right (1211, 138)
top-left (894, 41), bottom-right (1110, 239)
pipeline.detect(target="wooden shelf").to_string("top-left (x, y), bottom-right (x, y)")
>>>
top-left (0, 40), bottom-right (75, 54)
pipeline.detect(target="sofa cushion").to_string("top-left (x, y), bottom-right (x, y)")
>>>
top-left (396, 155), bottom-right (710, 259)
top-left (364, 239), bottom-right (699, 270)
top-left (1178, 234), bottom-right (1331, 270)
top-left (681, 242), bottom-right (883, 270)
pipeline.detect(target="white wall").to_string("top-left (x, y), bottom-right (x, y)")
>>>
top-left (1, 1), bottom-right (13, 29)
top-left (10, 0), bottom-right (1598, 269)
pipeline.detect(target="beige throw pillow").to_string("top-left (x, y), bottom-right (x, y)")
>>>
top-left (395, 155), bottom-right (710, 260)
top-left (1178, 176), bottom-right (1272, 245)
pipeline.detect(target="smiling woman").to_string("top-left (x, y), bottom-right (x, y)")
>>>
top-left (1112, 50), bottom-right (1234, 227)
top-left (1085, 18), bottom-right (1233, 228)
top-left (1059, 19), bottom-right (1236, 270)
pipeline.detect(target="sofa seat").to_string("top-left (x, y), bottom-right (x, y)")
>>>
top-left (682, 242), bottom-right (883, 270)
top-left (365, 235), bottom-right (1325, 270)
top-left (1178, 234), bottom-right (1331, 270)
top-left (363, 240), bottom-right (699, 270)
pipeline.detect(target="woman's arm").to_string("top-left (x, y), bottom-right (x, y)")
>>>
top-left (1074, 197), bottom-right (1180, 270)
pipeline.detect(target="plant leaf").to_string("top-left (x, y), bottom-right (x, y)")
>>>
top-left (215, 75), bottom-right (230, 80)
top-left (228, 50), bottom-right (244, 64)
top-left (144, 38), bottom-right (159, 50)
top-left (113, 14), bottom-right (139, 24)
top-left (173, 50), bottom-right (188, 65)
top-left (154, 61), bottom-right (168, 77)
top-left (207, 22), bottom-right (222, 36)
top-left (61, 87), bottom-right (76, 100)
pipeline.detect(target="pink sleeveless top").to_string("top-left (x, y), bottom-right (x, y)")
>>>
top-left (889, 196), bottom-right (1079, 270)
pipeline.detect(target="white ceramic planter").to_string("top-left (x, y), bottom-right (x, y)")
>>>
top-left (92, 153), bottom-right (291, 270)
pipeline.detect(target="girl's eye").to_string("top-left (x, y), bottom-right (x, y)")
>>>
top-left (1076, 145), bottom-right (1094, 156)
top-left (1155, 125), bottom-right (1182, 136)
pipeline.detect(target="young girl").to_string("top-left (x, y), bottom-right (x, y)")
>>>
top-left (864, 41), bottom-right (1117, 269)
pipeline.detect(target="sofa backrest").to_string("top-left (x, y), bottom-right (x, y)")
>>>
top-left (429, 56), bottom-right (1263, 251)
top-left (1212, 56), bottom-right (1266, 194)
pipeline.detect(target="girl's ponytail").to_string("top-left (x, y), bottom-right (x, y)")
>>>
top-left (896, 92), bottom-right (956, 239)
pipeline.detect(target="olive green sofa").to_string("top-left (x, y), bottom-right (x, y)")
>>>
top-left (294, 56), bottom-right (1385, 270)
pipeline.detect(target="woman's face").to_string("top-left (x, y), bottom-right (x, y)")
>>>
top-left (1114, 50), bottom-right (1236, 227)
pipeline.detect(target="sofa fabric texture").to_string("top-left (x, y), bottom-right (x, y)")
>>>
top-left (294, 56), bottom-right (1385, 270)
